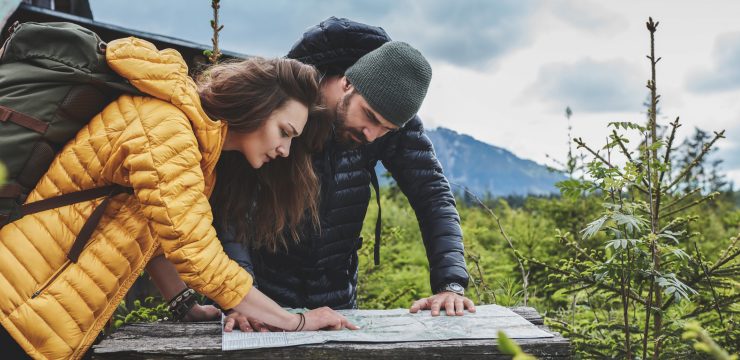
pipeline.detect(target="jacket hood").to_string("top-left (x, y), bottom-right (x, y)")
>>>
top-left (105, 37), bottom-right (226, 176)
top-left (287, 16), bottom-right (391, 72)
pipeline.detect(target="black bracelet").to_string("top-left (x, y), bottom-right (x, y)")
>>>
top-left (293, 312), bottom-right (305, 332)
top-left (168, 288), bottom-right (197, 321)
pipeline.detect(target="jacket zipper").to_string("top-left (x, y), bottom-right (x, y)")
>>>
top-left (31, 259), bottom-right (71, 299)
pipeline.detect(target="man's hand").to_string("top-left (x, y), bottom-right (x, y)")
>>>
top-left (409, 292), bottom-right (476, 316)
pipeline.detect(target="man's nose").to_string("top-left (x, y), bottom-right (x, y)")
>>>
top-left (363, 126), bottom-right (389, 143)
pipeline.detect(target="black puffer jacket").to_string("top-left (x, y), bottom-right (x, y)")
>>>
top-left (222, 17), bottom-right (469, 309)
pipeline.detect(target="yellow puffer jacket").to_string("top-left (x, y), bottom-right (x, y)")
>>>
top-left (0, 38), bottom-right (252, 360)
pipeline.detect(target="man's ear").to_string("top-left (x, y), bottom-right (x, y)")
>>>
top-left (342, 76), bottom-right (353, 91)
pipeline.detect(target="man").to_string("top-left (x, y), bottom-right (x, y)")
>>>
top-left (222, 17), bottom-right (473, 325)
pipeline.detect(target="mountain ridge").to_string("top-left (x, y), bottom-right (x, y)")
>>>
top-left (376, 127), bottom-right (565, 196)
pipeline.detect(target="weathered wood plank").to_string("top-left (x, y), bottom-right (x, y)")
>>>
top-left (508, 307), bottom-right (544, 325)
top-left (92, 308), bottom-right (571, 359)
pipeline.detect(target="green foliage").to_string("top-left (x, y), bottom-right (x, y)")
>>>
top-left (683, 321), bottom-right (738, 360)
top-left (357, 188), bottom-right (428, 309)
top-left (0, 161), bottom-right (5, 186)
top-left (112, 296), bottom-right (170, 330)
top-left (521, 17), bottom-right (739, 359)
top-left (498, 330), bottom-right (537, 359)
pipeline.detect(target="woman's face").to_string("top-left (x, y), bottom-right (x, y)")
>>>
top-left (225, 99), bottom-right (309, 168)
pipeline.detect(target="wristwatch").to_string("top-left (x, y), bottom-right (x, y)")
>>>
top-left (437, 282), bottom-right (465, 296)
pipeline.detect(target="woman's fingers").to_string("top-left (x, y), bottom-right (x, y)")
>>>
top-left (247, 318), bottom-right (269, 332)
top-left (224, 317), bottom-right (235, 332)
top-left (304, 307), bottom-right (359, 331)
top-left (223, 311), bottom-right (253, 332)
top-left (342, 317), bottom-right (360, 330)
top-left (322, 320), bottom-right (342, 331)
top-left (237, 316), bottom-right (253, 332)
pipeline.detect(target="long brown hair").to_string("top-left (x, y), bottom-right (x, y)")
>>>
top-left (198, 57), bottom-right (329, 252)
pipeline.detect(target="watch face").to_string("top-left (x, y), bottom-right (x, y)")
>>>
top-left (448, 283), bottom-right (464, 293)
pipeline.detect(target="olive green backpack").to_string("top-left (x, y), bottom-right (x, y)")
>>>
top-left (0, 21), bottom-right (141, 261)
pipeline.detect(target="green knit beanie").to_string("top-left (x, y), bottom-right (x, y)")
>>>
top-left (345, 41), bottom-right (432, 127)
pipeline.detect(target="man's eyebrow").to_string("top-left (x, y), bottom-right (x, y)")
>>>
top-left (366, 108), bottom-right (397, 131)
top-left (288, 123), bottom-right (300, 136)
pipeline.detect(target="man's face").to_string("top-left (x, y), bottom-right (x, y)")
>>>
top-left (330, 80), bottom-right (400, 147)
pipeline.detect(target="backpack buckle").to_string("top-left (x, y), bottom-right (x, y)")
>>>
top-left (7, 21), bottom-right (19, 35)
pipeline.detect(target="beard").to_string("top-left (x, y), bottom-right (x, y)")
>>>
top-left (331, 91), bottom-right (368, 149)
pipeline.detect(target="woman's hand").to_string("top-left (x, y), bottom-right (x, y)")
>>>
top-left (223, 310), bottom-right (253, 332)
top-left (231, 287), bottom-right (360, 331)
top-left (182, 304), bottom-right (221, 322)
top-left (223, 310), bottom-right (280, 332)
top-left (302, 306), bottom-right (359, 331)
top-left (223, 306), bottom-right (359, 332)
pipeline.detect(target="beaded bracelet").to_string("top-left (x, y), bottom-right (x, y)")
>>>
top-left (168, 288), bottom-right (197, 321)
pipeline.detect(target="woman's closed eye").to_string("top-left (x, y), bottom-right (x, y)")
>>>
top-left (283, 123), bottom-right (300, 138)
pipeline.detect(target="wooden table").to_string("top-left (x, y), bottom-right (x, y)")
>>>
top-left (92, 307), bottom-right (571, 359)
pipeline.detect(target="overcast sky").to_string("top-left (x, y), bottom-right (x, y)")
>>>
top-left (90, 0), bottom-right (740, 185)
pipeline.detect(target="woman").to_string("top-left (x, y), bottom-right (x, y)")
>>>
top-left (0, 37), bottom-right (355, 360)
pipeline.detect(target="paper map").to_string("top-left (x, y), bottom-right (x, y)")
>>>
top-left (222, 304), bottom-right (553, 351)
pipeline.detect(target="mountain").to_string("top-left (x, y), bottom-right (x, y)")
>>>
top-left (376, 127), bottom-right (565, 197)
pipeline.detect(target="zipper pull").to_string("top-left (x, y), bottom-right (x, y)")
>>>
top-left (31, 289), bottom-right (42, 299)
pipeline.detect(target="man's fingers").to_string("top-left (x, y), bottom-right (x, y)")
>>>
top-left (464, 298), bottom-right (476, 313)
top-left (430, 299), bottom-right (442, 316)
top-left (412, 295), bottom-right (477, 316)
top-left (444, 297), bottom-right (455, 316)
top-left (454, 297), bottom-right (464, 315)
top-left (409, 298), bottom-right (430, 313)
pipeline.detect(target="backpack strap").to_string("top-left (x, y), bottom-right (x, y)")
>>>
top-left (369, 166), bottom-right (382, 266)
top-left (0, 105), bottom-right (48, 134)
top-left (20, 184), bottom-right (133, 262)
top-left (361, 144), bottom-right (383, 266)
top-left (0, 183), bottom-right (23, 199)
top-left (20, 184), bottom-right (129, 216)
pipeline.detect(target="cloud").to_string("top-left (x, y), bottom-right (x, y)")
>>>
top-left (382, 0), bottom-right (540, 68)
top-left (686, 31), bottom-right (740, 93)
top-left (526, 58), bottom-right (647, 112)
top-left (90, 0), bottom-right (539, 69)
top-left (546, 0), bottom-right (626, 34)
